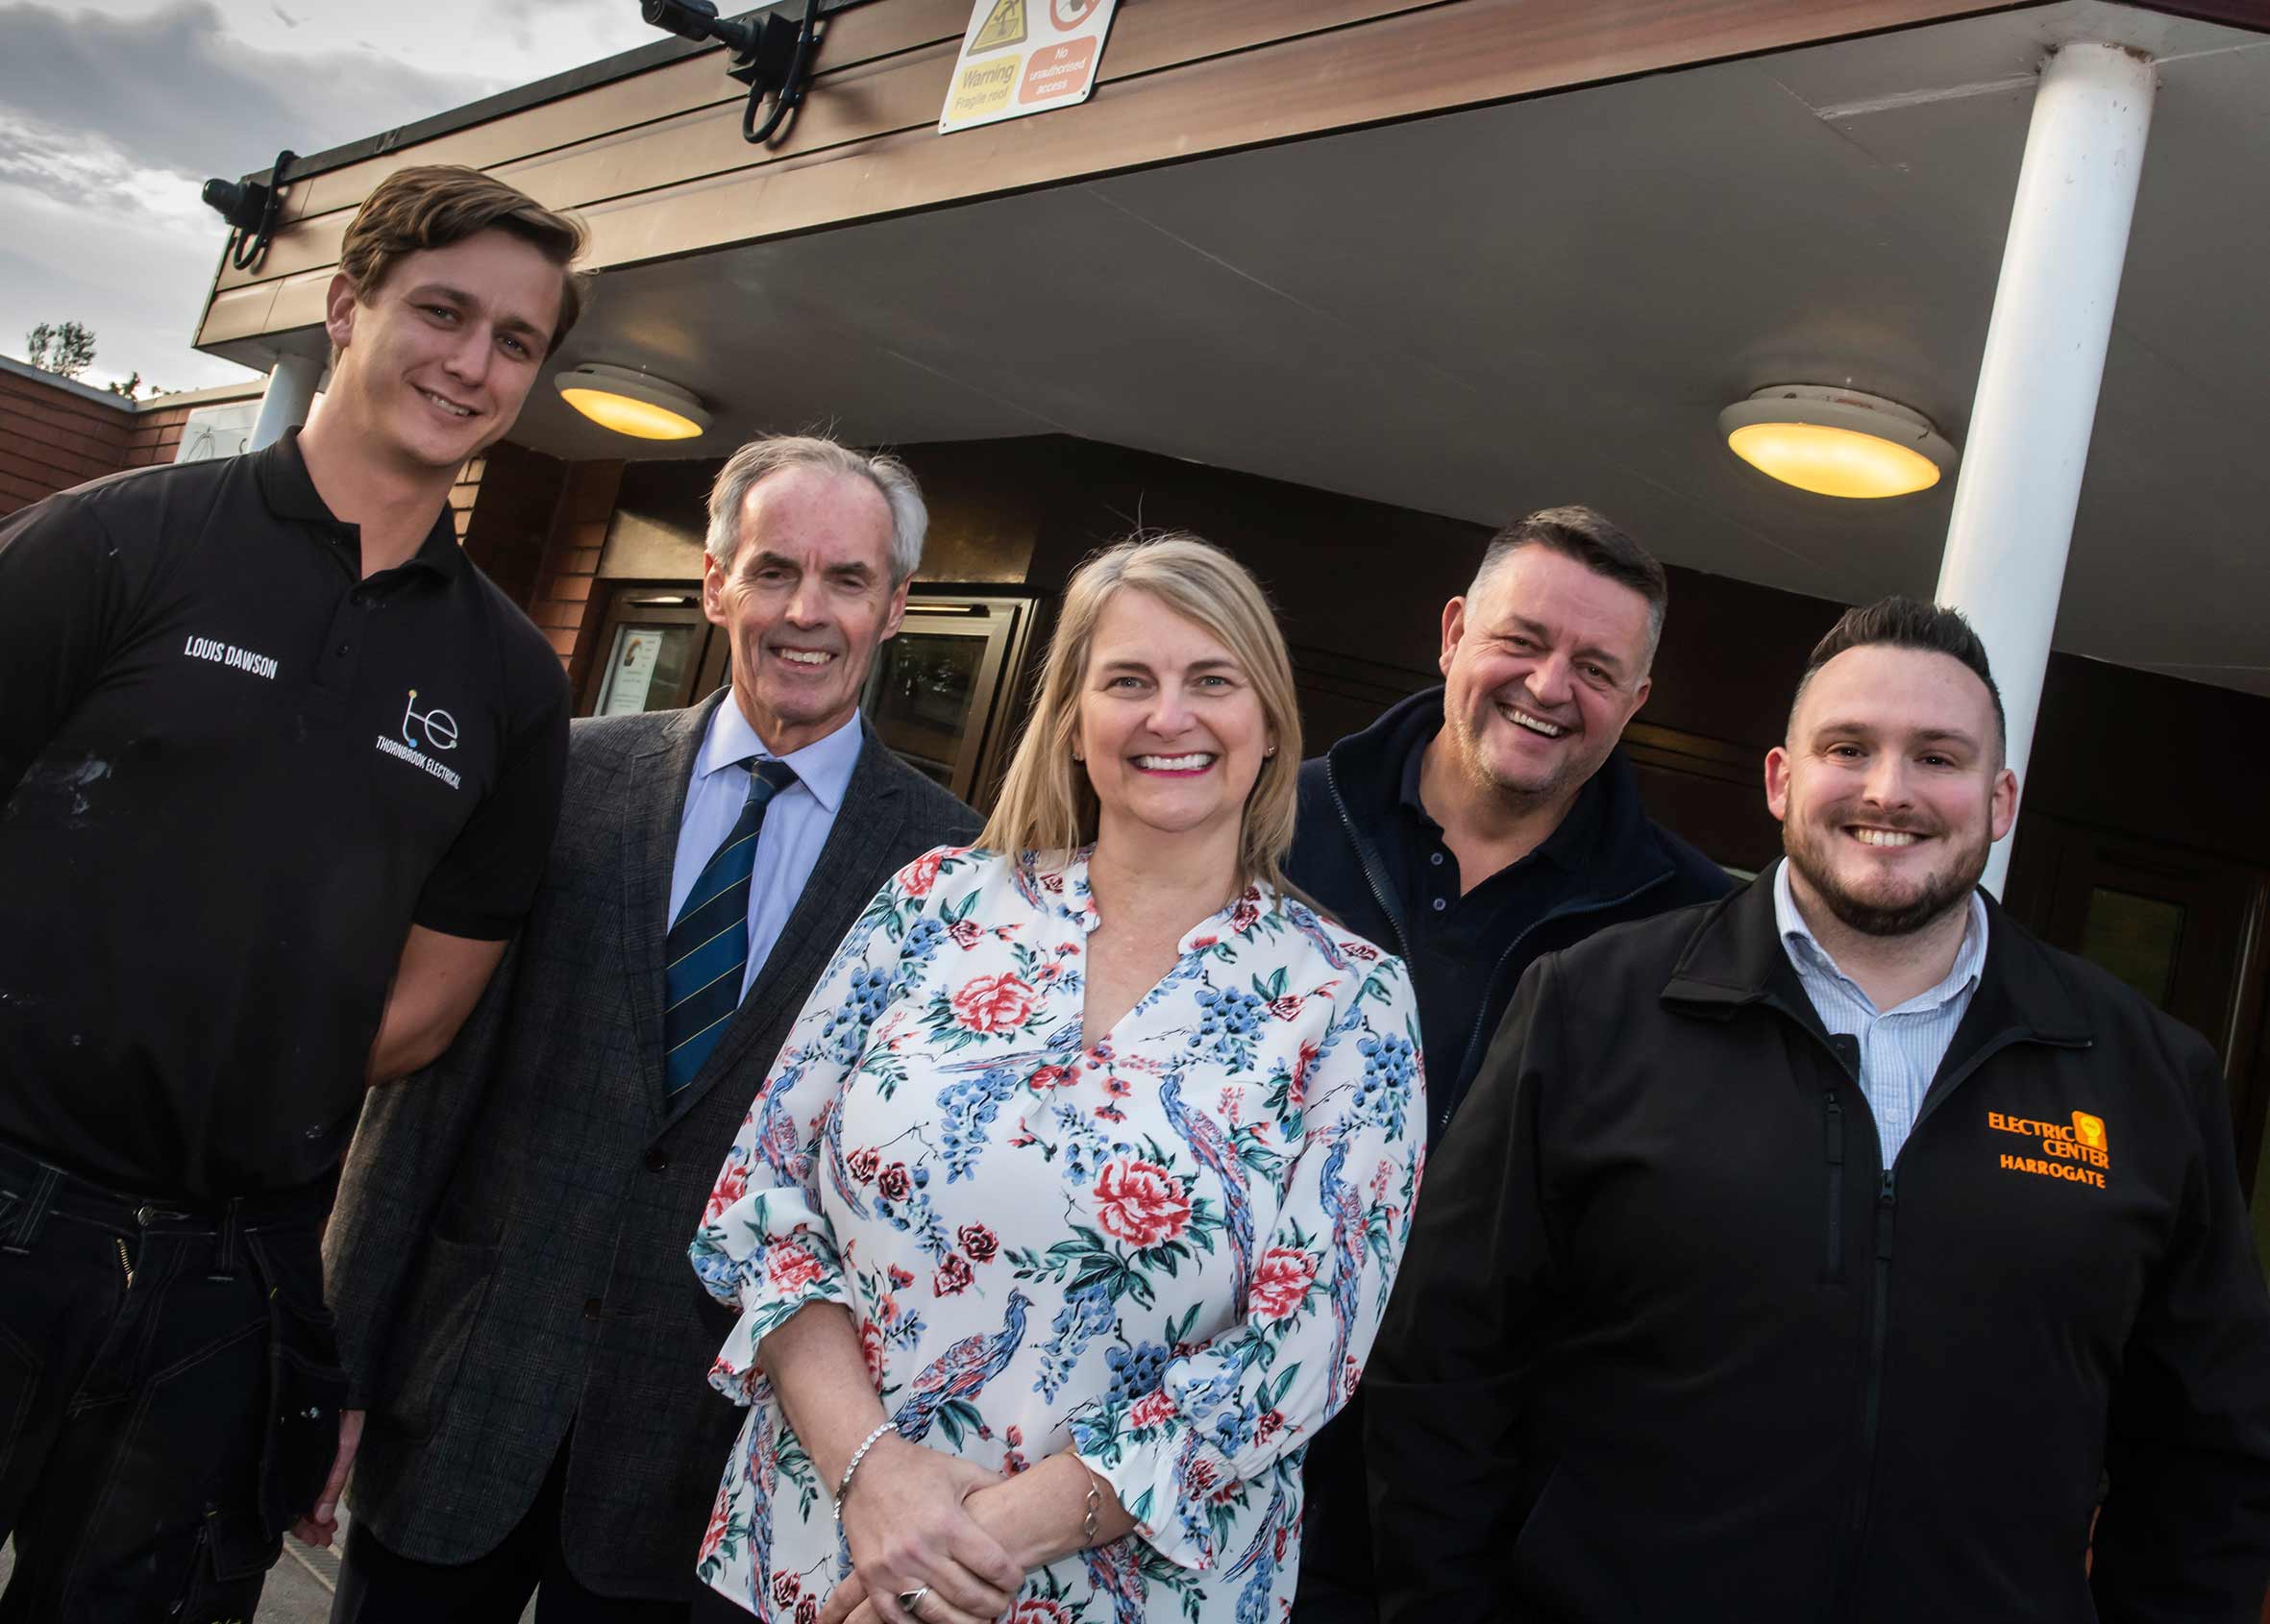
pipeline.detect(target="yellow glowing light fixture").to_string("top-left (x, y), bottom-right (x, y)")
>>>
top-left (1719, 385), bottom-right (1955, 499)
top-left (555, 364), bottom-right (709, 441)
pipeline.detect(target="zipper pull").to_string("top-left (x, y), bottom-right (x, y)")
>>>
top-left (1823, 1092), bottom-right (1844, 1164)
top-left (1876, 1169), bottom-right (1897, 1262)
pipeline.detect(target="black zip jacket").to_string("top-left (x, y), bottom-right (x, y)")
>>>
top-left (1366, 876), bottom-right (2270, 1623)
top-left (1288, 686), bottom-right (1733, 1135)
top-left (1286, 685), bottom-right (1731, 1610)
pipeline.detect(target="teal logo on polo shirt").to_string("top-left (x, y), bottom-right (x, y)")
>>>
top-left (376, 688), bottom-right (463, 789)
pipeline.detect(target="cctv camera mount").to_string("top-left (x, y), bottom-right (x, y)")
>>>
top-left (201, 150), bottom-right (298, 275)
top-left (638, 0), bottom-right (827, 146)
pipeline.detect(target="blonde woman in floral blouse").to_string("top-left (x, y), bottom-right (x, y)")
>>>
top-left (690, 534), bottom-right (1425, 1624)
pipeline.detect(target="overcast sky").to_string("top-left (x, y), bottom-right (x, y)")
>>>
top-left (0, 0), bottom-right (659, 392)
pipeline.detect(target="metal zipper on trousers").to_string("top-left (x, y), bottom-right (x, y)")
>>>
top-left (114, 1237), bottom-right (135, 1292)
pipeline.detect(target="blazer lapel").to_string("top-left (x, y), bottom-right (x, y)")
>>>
top-left (622, 689), bottom-right (730, 1115)
top-left (662, 724), bottom-right (911, 1130)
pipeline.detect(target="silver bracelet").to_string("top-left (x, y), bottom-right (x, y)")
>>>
top-left (832, 1419), bottom-right (897, 1527)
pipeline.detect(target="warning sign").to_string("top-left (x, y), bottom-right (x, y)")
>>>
top-left (940, 0), bottom-right (1118, 135)
top-left (1020, 37), bottom-right (1097, 105)
top-left (968, 0), bottom-right (1025, 54)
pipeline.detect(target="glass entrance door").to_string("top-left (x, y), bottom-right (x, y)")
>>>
top-left (862, 596), bottom-right (1033, 803)
top-left (581, 588), bottom-right (723, 718)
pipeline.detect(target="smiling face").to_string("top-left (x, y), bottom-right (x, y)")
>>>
top-left (1076, 588), bottom-right (1272, 853)
top-left (703, 465), bottom-right (906, 755)
top-left (321, 227), bottom-right (562, 474)
top-left (1767, 644), bottom-right (2018, 937)
top-left (1438, 545), bottom-right (1656, 807)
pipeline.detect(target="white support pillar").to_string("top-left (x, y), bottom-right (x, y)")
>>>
top-left (248, 352), bottom-right (322, 451)
top-left (1937, 40), bottom-right (2155, 896)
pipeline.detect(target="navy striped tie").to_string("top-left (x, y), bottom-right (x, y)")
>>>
top-left (663, 757), bottom-right (798, 1093)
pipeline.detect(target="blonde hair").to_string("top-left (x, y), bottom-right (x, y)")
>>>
top-left (980, 533), bottom-right (1301, 894)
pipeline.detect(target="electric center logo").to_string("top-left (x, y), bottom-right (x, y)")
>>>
top-left (375, 688), bottom-right (463, 789)
top-left (1989, 1109), bottom-right (2110, 1190)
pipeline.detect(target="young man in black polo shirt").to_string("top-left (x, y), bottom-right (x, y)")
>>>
top-left (0, 165), bottom-right (585, 1620)
top-left (1281, 506), bottom-right (1730, 1624)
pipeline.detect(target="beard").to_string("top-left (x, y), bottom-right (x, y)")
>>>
top-left (1449, 701), bottom-right (1597, 811)
top-left (1783, 807), bottom-right (1990, 938)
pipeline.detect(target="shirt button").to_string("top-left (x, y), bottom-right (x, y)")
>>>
top-left (335, 644), bottom-right (350, 656)
top-left (583, 1297), bottom-right (604, 1320)
top-left (1431, 898), bottom-right (1447, 913)
top-left (303, 1123), bottom-right (325, 1140)
top-left (1430, 852), bottom-right (1444, 867)
top-left (643, 1148), bottom-right (669, 1173)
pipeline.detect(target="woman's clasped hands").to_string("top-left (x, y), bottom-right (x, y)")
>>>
top-left (823, 1433), bottom-right (1025, 1624)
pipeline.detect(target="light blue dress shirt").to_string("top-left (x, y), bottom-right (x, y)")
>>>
top-left (669, 701), bottom-right (863, 1001)
top-left (1773, 857), bottom-right (1989, 1167)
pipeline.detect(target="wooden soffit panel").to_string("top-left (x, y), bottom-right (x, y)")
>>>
top-left (198, 0), bottom-right (2025, 350)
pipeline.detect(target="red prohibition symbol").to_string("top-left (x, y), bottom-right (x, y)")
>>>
top-left (1050, 0), bottom-right (1099, 30)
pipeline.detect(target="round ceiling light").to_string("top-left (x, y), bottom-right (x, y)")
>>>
top-left (555, 363), bottom-right (710, 441)
top-left (1718, 385), bottom-right (1955, 499)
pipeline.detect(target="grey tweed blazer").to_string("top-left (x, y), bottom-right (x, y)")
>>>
top-left (323, 690), bottom-right (980, 1597)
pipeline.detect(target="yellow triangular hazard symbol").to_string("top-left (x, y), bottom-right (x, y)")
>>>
top-left (970, 0), bottom-right (1026, 54)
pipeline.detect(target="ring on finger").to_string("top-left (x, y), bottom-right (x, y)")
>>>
top-left (897, 1586), bottom-right (929, 1618)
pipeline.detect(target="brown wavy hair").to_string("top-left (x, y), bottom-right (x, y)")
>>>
top-left (338, 165), bottom-right (591, 355)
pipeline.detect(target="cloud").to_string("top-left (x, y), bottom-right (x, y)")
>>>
top-left (0, 0), bottom-right (498, 185)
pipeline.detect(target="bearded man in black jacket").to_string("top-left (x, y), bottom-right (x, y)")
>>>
top-left (1366, 597), bottom-right (2270, 1623)
top-left (1283, 506), bottom-right (1729, 1624)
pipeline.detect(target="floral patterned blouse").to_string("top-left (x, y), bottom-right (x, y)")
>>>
top-left (689, 846), bottom-right (1425, 1624)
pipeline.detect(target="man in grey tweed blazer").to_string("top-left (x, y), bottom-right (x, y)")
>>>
top-left (320, 435), bottom-right (980, 1621)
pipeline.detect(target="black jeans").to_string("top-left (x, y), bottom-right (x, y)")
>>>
top-left (0, 1137), bottom-right (339, 1623)
top-left (333, 1433), bottom-right (699, 1623)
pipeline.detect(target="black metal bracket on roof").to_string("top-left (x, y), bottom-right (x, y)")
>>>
top-left (639, 0), bottom-right (831, 146)
top-left (201, 150), bottom-right (299, 275)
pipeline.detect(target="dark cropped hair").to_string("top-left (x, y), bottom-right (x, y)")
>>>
top-left (1471, 504), bottom-right (1669, 669)
top-left (338, 165), bottom-right (591, 355)
top-left (1792, 596), bottom-right (2007, 761)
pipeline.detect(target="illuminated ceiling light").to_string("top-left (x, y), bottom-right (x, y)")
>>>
top-left (555, 364), bottom-right (709, 440)
top-left (1718, 385), bottom-right (1956, 499)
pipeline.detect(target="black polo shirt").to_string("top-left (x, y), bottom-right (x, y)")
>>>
top-left (0, 431), bottom-right (568, 1198)
top-left (1389, 723), bottom-right (1603, 1122)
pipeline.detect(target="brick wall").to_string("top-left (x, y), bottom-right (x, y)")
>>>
top-left (121, 399), bottom-right (206, 470)
top-left (0, 366), bottom-right (133, 512)
top-left (456, 440), bottom-right (568, 609)
top-left (525, 457), bottom-right (623, 690)
top-left (1, 362), bottom-right (265, 515)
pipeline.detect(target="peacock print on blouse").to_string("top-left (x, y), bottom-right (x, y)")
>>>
top-left (690, 845), bottom-right (1425, 1623)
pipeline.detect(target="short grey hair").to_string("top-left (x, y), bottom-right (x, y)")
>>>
top-left (703, 434), bottom-right (927, 586)
top-left (1468, 504), bottom-right (1668, 673)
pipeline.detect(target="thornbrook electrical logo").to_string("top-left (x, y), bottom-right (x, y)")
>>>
top-left (1988, 1109), bottom-right (2109, 1190)
top-left (374, 688), bottom-right (463, 789)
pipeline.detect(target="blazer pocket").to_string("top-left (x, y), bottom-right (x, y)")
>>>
top-left (376, 1232), bottom-right (500, 1439)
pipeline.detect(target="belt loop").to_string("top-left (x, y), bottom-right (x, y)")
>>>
top-left (211, 1197), bottom-right (242, 1280)
top-left (1, 1165), bottom-right (62, 1255)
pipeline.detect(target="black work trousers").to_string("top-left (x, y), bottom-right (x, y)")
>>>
top-left (0, 1137), bottom-right (337, 1623)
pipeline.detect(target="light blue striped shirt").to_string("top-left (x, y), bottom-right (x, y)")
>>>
top-left (1773, 858), bottom-right (1989, 1167)
top-left (669, 701), bottom-right (863, 1000)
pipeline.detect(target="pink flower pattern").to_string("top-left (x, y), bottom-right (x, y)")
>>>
top-left (689, 847), bottom-right (1422, 1623)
